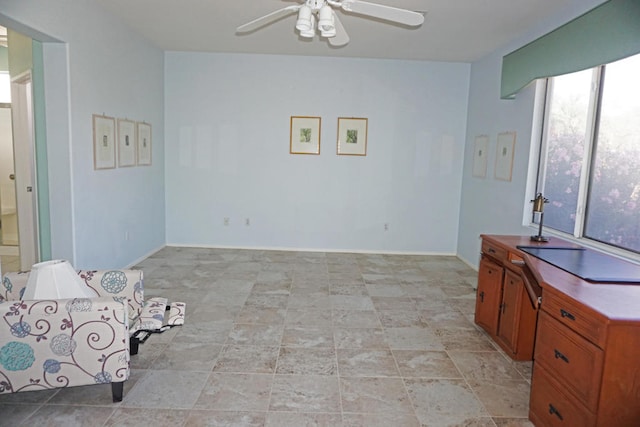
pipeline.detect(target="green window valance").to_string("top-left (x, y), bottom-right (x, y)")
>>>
top-left (501, 0), bottom-right (640, 99)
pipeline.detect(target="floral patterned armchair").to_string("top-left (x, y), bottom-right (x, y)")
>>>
top-left (0, 268), bottom-right (180, 402)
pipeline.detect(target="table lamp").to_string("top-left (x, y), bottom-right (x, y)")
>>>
top-left (530, 193), bottom-right (549, 242)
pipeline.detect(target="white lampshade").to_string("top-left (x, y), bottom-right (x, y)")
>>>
top-left (23, 260), bottom-right (98, 300)
top-left (295, 5), bottom-right (313, 32)
top-left (299, 14), bottom-right (316, 39)
top-left (318, 5), bottom-right (335, 37)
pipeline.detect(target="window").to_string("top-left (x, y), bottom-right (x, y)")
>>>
top-left (537, 52), bottom-right (640, 254)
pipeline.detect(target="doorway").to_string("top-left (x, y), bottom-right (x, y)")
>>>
top-left (0, 39), bottom-right (40, 273)
top-left (0, 102), bottom-right (20, 272)
top-left (10, 70), bottom-right (39, 271)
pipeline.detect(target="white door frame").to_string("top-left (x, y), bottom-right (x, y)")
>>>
top-left (11, 70), bottom-right (39, 270)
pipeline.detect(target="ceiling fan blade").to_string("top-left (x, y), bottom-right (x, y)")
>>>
top-left (339, 0), bottom-right (424, 26)
top-left (236, 5), bottom-right (300, 33)
top-left (329, 11), bottom-right (350, 47)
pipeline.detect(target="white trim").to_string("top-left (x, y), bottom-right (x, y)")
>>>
top-left (124, 244), bottom-right (166, 268)
top-left (165, 242), bottom-right (457, 257)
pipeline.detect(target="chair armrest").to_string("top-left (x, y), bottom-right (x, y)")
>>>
top-left (1, 271), bottom-right (29, 302)
top-left (78, 270), bottom-right (144, 324)
top-left (0, 297), bottom-right (130, 395)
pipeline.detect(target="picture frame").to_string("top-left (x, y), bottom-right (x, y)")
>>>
top-left (495, 131), bottom-right (516, 181)
top-left (290, 116), bottom-right (321, 155)
top-left (337, 117), bottom-right (368, 156)
top-left (137, 121), bottom-right (152, 165)
top-left (472, 135), bottom-right (489, 178)
top-left (93, 114), bottom-right (116, 170)
top-left (117, 118), bottom-right (136, 167)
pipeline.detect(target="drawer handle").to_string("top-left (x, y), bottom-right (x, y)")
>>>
top-left (479, 291), bottom-right (485, 302)
top-left (554, 349), bottom-right (570, 363)
top-left (560, 309), bottom-right (575, 321)
top-left (549, 404), bottom-right (564, 421)
top-left (487, 248), bottom-right (496, 254)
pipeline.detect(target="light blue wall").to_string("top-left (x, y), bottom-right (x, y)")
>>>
top-left (165, 53), bottom-right (470, 254)
top-left (0, 1), bottom-right (166, 269)
top-left (457, 0), bottom-right (608, 268)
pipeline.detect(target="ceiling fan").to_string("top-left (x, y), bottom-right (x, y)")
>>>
top-left (236, 0), bottom-right (425, 47)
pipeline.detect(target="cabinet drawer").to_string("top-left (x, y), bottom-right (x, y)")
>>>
top-left (542, 291), bottom-right (607, 347)
top-left (535, 311), bottom-right (604, 409)
top-left (530, 365), bottom-right (596, 427)
top-left (481, 239), bottom-right (507, 263)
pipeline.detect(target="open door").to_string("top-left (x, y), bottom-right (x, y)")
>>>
top-left (10, 70), bottom-right (39, 270)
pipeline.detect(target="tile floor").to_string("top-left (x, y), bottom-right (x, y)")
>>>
top-left (0, 247), bottom-right (534, 426)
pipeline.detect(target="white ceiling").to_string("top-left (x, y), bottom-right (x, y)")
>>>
top-left (95, 0), bottom-right (577, 62)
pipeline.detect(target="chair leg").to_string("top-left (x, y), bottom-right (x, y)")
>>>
top-left (111, 382), bottom-right (124, 402)
top-left (129, 336), bottom-right (139, 355)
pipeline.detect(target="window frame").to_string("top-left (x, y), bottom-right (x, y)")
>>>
top-left (531, 63), bottom-right (640, 261)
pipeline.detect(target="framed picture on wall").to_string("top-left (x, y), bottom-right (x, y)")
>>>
top-left (337, 117), bottom-right (368, 156)
top-left (472, 135), bottom-right (489, 178)
top-left (137, 121), bottom-right (152, 165)
top-left (93, 114), bottom-right (116, 170)
top-left (290, 116), bottom-right (321, 155)
top-left (495, 131), bottom-right (516, 181)
top-left (117, 118), bottom-right (136, 167)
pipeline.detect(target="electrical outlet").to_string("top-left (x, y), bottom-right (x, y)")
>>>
top-left (224, 217), bottom-right (230, 226)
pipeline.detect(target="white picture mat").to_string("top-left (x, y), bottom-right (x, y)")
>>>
top-left (337, 117), bottom-right (368, 156)
top-left (118, 119), bottom-right (136, 167)
top-left (290, 116), bottom-right (321, 155)
top-left (495, 131), bottom-right (516, 181)
top-left (472, 135), bottom-right (489, 178)
top-left (137, 122), bottom-right (152, 165)
top-left (93, 114), bottom-right (116, 169)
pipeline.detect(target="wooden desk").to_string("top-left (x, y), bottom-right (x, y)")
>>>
top-left (475, 235), bottom-right (640, 426)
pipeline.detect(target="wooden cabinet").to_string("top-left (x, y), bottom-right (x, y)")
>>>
top-left (474, 236), bottom-right (539, 360)
top-left (529, 281), bottom-right (640, 426)
top-left (478, 235), bottom-right (640, 426)
top-left (474, 257), bottom-right (502, 334)
top-left (496, 269), bottom-right (525, 353)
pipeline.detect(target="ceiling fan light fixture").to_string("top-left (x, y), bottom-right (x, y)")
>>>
top-left (295, 5), bottom-right (313, 32)
top-left (318, 5), bottom-right (336, 37)
top-left (299, 14), bottom-right (316, 38)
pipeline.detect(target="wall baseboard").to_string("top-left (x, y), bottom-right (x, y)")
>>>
top-left (126, 244), bottom-right (166, 268)
top-left (165, 242), bottom-right (457, 257)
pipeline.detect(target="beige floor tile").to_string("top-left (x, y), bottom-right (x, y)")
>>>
top-left (337, 349), bottom-right (400, 377)
top-left (393, 350), bottom-right (463, 379)
top-left (122, 370), bottom-right (208, 409)
top-left (281, 326), bottom-right (334, 348)
top-left (19, 405), bottom-right (116, 426)
top-left (334, 328), bottom-right (388, 349)
top-left (265, 411), bottom-right (342, 426)
top-left (184, 410), bottom-right (266, 426)
top-left (340, 377), bottom-right (414, 414)
top-left (332, 310), bottom-right (382, 328)
top-left (276, 347), bottom-right (337, 375)
top-left (105, 408), bottom-right (190, 427)
top-left (213, 345), bottom-right (279, 373)
top-left (448, 351), bottom-right (523, 382)
top-left (404, 378), bottom-right (489, 426)
top-left (227, 323), bottom-right (284, 346)
top-left (468, 379), bottom-right (532, 418)
top-left (342, 412), bottom-right (421, 427)
top-left (194, 373), bottom-right (272, 411)
top-left (269, 375), bottom-right (341, 413)
top-left (384, 326), bottom-right (445, 351)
